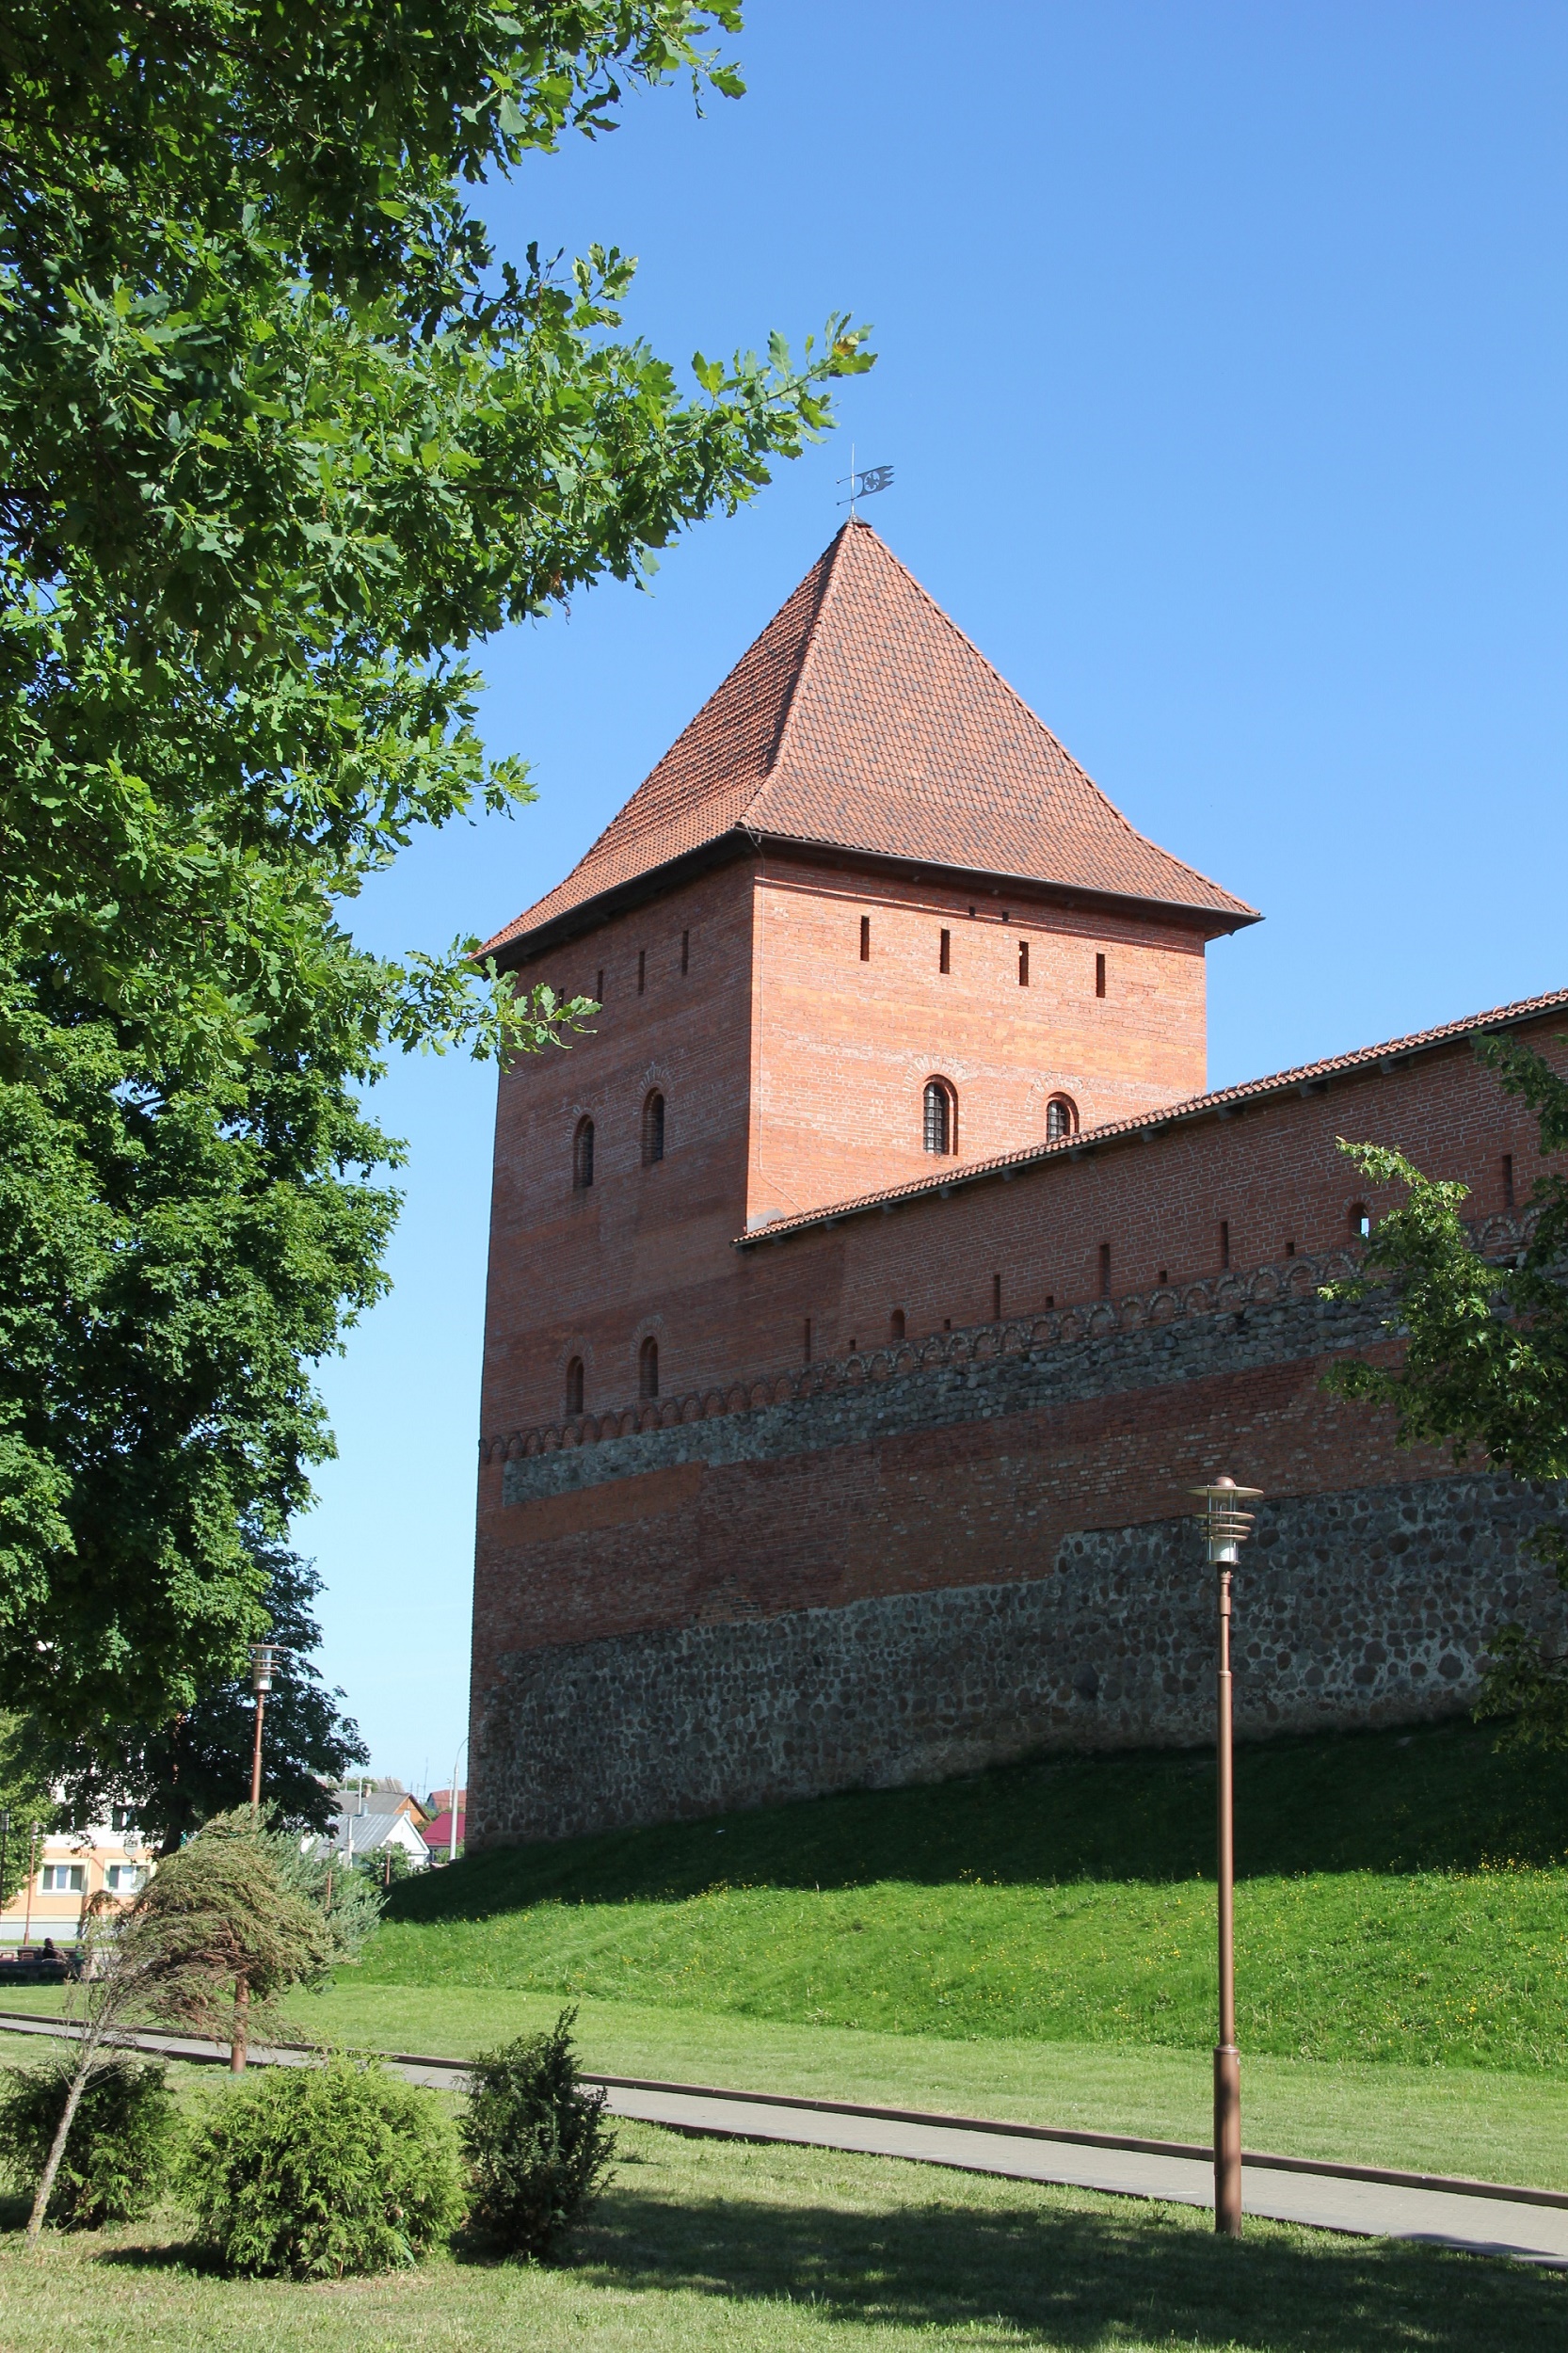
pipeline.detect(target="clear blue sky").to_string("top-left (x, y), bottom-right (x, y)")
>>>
top-left (298, 1), bottom-right (1568, 1792)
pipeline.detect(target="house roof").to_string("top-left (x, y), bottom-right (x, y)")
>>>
top-left (482, 522), bottom-right (1259, 960)
top-left (320, 1804), bottom-right (424, 1852)
top-left (734, 984), bottom-right (1568, 1249)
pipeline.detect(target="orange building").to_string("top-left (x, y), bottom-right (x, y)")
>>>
top-left (467, 524), bottom-right (1565, 1849)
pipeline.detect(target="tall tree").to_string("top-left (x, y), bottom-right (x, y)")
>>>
top-left (0, 6), bottom-right (871, 1747)
top-left (48, 1532), bottom-right (370, 1849)
top-left (1328, 1033), bottom-right (1568, 1740)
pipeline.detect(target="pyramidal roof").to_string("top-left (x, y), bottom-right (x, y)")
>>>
top-left (483, 522), bottom-right (1258, 958)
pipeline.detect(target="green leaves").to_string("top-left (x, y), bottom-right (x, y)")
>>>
top-left (0, 3), bottom-right (873, 1747)
top-left (1324, 1035), bottom-right (1568, 1748)
top-left (1323, 1038), bottom-right (1568, 1486)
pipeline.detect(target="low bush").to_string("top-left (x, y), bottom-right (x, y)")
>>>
top-left (0, 2055), bottom-right (177, 2227)
top-left (460, 2007), bottom-right (616, 2259)
top-left (181, 2053), bottom-right (461, 2278)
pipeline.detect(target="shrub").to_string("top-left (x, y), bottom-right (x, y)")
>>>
top-left (459, 2008), bottom-right (616, 2259)
top-left (181, 2054), bottom-right (461, 2278)
top-left (0, 2055), bottom-right (177, 2228)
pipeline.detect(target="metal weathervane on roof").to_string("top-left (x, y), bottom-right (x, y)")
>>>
top-left (838, 442), bottom-right (894, 516)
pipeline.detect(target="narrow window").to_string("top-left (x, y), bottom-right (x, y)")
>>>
top-left (1095, 952), bottom-right (1107, 999)
top-left (641, 1090), bottom-right (665, 1166)
top-left (847, 1337), bottom-right (857, 1353)
top-left (889, 1308), bottom-right (905, 1342)
top-left (680, 929), bottom-right (690, 975)
top-left (572, 1115), bottom-right (595, 1191)
top-left (1098, 1241), bottom-right (1112, 1298)
top-left (1157, 1267), bottom-right (1168, 1285)
top-left (922, 1078), bottom-right (955, 1155)
top-left (638, 1337), bottom-right (659, 1400)
top-left (1350, 1204), bottom-right (1371, 1241)
top-left (637, 948), bottom-right (647, 996)
top-left (1046, 1095), bottom-right (1078, 1144)
top-left (803, 1318), bottom-right (812, 1365)
top-left (565, 1357), bottom-right (584, 1417)
top-left (1285, 1240), bottom-right (1296, 1257)
top-left (1044, 1293), bottom-right (1055, 1310)
top-left (1220, 1220), bottom-right (1231, 1271)
top-left (991, 1273), bottom-right (1001, 1321)
top-left (943, 1316), bottom-right (952, 1332)
top-left (859, 914), bottom-right (871, 962)
top-left (1502, 1153), bottom-right (1514, 1208)
top-left (1018, 940), bottom-right (1029, 986)
top-left (595, 967), bottom-right (604, 1003)
top-left (939, 927), bottom-right (951, 974)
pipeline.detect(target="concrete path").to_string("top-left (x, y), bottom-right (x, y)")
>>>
top-left (4, 2009), bottom-right (1565, 2268)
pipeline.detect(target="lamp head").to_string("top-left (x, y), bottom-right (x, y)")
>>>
top-left (248, 1641), bottom-right (282, 1693)
top-left (1188, 1475), bottom-right (1263, 1565)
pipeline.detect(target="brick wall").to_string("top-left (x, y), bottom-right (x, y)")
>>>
top-left (472, 1472), bottom-right (1561, 1845)
top-left (477, 844), bottom-right (1566, 1845)
top-left (746, 852), bottom-right (1210, 1226)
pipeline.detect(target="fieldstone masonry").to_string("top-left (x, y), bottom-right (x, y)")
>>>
top-left (472, 1475), bottom-right (1562, 1847)
top-left (472, 1267), bottom-right (1566, 1844)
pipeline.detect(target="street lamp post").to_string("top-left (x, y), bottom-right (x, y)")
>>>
top-left (248, 1642), bottom-right (282, 1808)
top-left (447, 1737), bottom-right (469, 1866)
top-left (1189, 1474), bottom-right (1263, 2239)
top-left (232, 1642), bottom-right (281, 2076)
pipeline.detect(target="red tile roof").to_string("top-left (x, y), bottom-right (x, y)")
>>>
top-left (482, 522), bottom-right (1258, 958)
top-left (734, 985), bottom-right (1568, 1249)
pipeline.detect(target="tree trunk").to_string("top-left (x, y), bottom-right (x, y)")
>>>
top-left (26, 2015), bottom-right (106, 2245)
top-left (230, 1975), bottom-right (249, 2072)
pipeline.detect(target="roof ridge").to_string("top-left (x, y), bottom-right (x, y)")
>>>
top-left (752, 520), bottom-right (851, 796)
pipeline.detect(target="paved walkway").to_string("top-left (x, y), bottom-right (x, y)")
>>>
top-left (4, 2009), bottom-right (1565, 2267)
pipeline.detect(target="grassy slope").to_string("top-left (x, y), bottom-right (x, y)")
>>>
top-left (4, 2114), bottom-right (1565, 2353)
top-left (363, 1721), bottom-right (1568, 2070)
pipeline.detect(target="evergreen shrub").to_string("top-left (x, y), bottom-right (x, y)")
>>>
top-left (0, 2055), bottom-right (176, 2227)
top-left (459, 2008), bottom-right (616, 2259)
top-left (181, 2054), bottom-right (460, 2277)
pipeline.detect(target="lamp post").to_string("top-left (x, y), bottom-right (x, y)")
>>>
top-left (248, 1642), bottom-right (282, 1808)
top-left (1189, 1474), bottom-right (1262, 2239)
top-left (447, 1737), bottom-right (469, 1866)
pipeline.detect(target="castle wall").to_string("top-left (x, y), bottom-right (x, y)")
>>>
top-left (469, 1010), bottom-right (1568, 1847)
top-left (472, 1473), bottom-right (1560, 1846)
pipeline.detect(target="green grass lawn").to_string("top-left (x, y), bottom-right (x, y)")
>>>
top-left (3, 2112), bottom-right (1565, 2353)
top-left (364, 1721), bottom-right (1568, 2071)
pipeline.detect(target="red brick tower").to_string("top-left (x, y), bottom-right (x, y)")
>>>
top-left (476, 520), bottom-right (1257, 1438)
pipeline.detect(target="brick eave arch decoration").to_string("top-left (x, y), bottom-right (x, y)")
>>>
top-left (922, 1075), bottom-right (957, 1157)
top-left (1046, 1093), bottom-right (1079, 1144)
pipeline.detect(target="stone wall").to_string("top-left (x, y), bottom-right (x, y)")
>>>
top-left (471, 1470), bottom-right (1564, 1848)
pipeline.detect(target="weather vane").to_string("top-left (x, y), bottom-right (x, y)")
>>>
top-left (838, 441), bottom-right (895, 517)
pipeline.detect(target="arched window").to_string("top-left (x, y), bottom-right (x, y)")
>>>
top-left (642, 1090), bottom-right (665, 1166)
top-left (572, 1115), bottom-right (595, 1190)
top-left (565, 1356), bottom-right (584, 1417)
top-left (1350, 1203), bottom-right (1371, 1241)
top-left (1046, 1095), bottom-right (1078, 1144)
top-left (638, 1336), bottom-right (659, 1400)
top-left (889, 1308), bottom-right (905, 1342)
top-left (922, 1078), bottom-right (956, 1156)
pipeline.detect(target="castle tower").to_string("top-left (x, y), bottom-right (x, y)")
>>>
top-left (467, 524), bottom-right (1563, 1850)
top-left (477, 521), bottom-right (1257, 1437)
